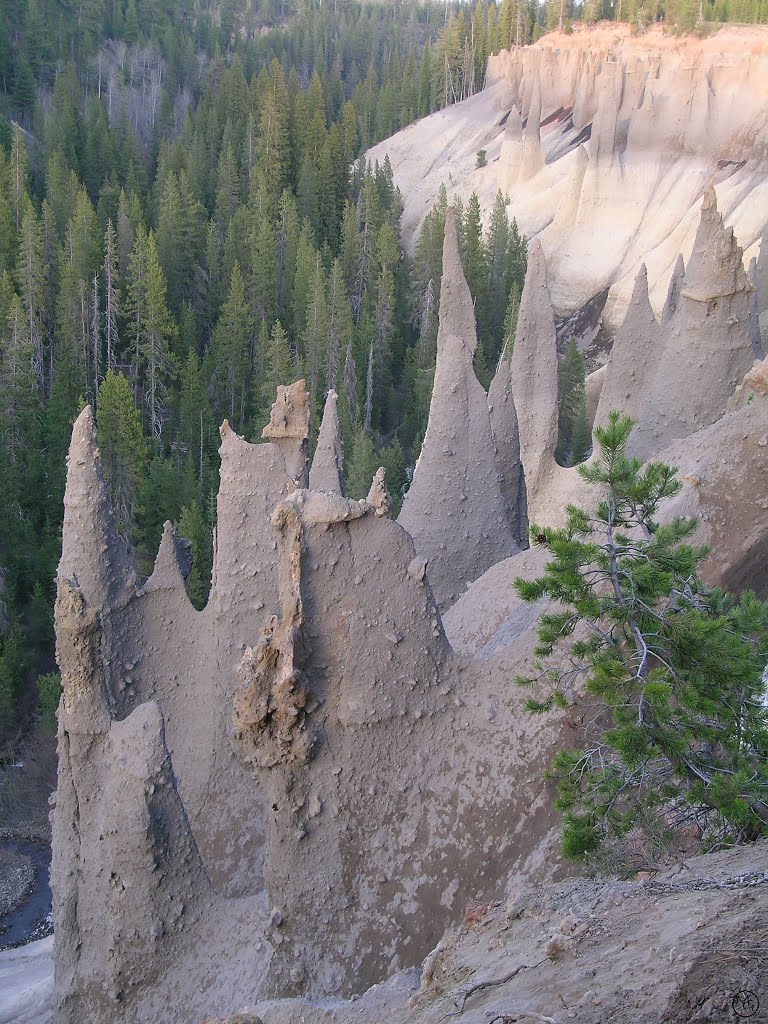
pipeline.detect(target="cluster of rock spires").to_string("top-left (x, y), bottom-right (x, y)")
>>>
top-left (368, 25), bottom-right (768, 332)
top-left (51, 186), bottom-right (768, 1022)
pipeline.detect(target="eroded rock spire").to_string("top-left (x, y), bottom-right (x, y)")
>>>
top-left (309, 389), bottom-right (344, 494)
top-left (632, 188), bottom-right (760, 458)
top-left (488, 345), bottom-right (527, 543)
top-left (261, 379), bottom-right (310, 484)
top-left (519, 72), bottom-right (544, 182)
top-left (58, 404), bottom-right (136, 609)
top-left (397, 208), bottom-right (518, 610)
top-left (595, 264), bottom-right (660, 432)
top-left (661, 253), bottom-right (686, 324)
top-left (510, 238), bottom-right (559, 505)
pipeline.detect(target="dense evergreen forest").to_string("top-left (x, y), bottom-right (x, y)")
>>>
top-left (1, 0), bottom-right (764, 744)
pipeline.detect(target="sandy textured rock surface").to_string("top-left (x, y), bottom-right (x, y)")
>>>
top-left (48, 178), bottom-right (768, 1024)
top-left (11, 843), bottom-right (768, 1024)
top-left (308, 390), bottom-right (344, 494)
top-left (51, 377), bottom-right (567, 1022)
top-left (245, 839), bottom-right (768, 1024)
top-left (631, 188), bottom-right (763, 457)
top-left (367, 24), bottom-right (768, 331)
top-left (398, 208), bottom-right (519, 608)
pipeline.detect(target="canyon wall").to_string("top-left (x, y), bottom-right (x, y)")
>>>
top-left (367, 24), bottom-right (768, 330)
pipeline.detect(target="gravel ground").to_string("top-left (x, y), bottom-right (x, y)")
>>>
top-left (0, 847), bottom-right (34, 919)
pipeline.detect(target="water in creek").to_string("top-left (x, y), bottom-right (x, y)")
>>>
top-left (0, 841), bottom-right (53, 949)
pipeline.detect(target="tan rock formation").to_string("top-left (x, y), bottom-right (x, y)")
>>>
top-left (308, 390), bottom-right (344, 494)
top-left (488, 344), bottom-right (527, 543)
top-left (509, 239), bottom-right (565, 521)
top-left (397, 208), bottom-right (519, 609)
top-left (744, 355), bottom-right (768, 397)
top-left (366, 25), bottom-right (768, 331)
top-left (50, 144), bottom-right (768, 1024)
top-left (517, 71), bottom-right (544, 183)
top-left (52, 384), bottom-right (566, 1021)
top-left (631, 189), bottom-right (761, 458)
top-left (585, 363), bottom-right (606, 432)
top-left (593, 264), bottom-right (660, 431)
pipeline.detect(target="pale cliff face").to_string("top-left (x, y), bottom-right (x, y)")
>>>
top-left (366, 24), bottom-right (768, 331)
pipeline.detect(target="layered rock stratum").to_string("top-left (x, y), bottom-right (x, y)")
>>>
top-left (367, 23), bottom-right (768, 330)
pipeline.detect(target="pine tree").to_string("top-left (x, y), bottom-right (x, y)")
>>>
top-left (325, 258), bottom-right (353, 394)
top-left (275, 190), bottom-right (300, 323)
top-left (0, 634), bottom-right (24, 735)
top-left (501, 280), bottom-right (521, 360)
top-left (345, 423), bottom-right (378, 500)
top-left (484, 190), bottom-right (511, 362)
top-left (301, 253), bottom-right (328, 413)
top-left (141, 233), bottom-right (176, 439)
top-left (556, 339), bottom-right (589, 467)
top-left (211, 261), bottom-right (250, 428)
top-left (90, 272), bottom-right (100, 398)
top-left (177, 500), bottom-right (212, 610)
top-left (95, 370), bottom-right (147, 537)
top-left (0, 293), bottom-right (38, 467)
top-left (15, 205), bottom-right (46, 393)
top-left (126, 223), bottom-right (149, 396)
top-left (516, 413), bottom-right (768, 865)
top-left (13, 55), bottom-right (35, 118)
top-left (261, 320), bottom-right (295, 414)
top-left (250, 211), bottom-right (278, 329)
top-left (379, 438), bottom-right (407, 515)
top-left (176, 348), bottom-right (214, 488)
top-left (256, 60), bottom-right (289, 217)
top-left (9, 127), bottom-right (30, 234)
top-left (103, 220), bottom-right (120, 373)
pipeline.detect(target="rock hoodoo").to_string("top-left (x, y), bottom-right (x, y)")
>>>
top-left (51, 374), bottom-right (565, 1022)
top-left (397, 207), bottom-right (519, 609)
top-left (631, 188), bottom-right (762, 458)
top-left (50, 197), bottom-right (768, 1024)
top-left (593, 263), bottom-right (660, 432)
top-left (308, 389), bottom-right (344, 494)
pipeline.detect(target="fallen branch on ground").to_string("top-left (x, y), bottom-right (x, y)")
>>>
top-left (441, 958), bottom-right (548, 1018)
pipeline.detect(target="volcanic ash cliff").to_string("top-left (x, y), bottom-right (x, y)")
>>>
top-left (367, 24), bottom-right (768, 331)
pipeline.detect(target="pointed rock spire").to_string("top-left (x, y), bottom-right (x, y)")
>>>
top-left (366, 466), bottom-right (390, 518)
top-left (309, 389), bottom-right (344, 494)
top-left (683, 187), bottom-right (752, 301)
top-left (755, 223), bottom-right (768, 315)
top-left (58, 404), bottom-right (136, 610)
top-left (595, 264), bottom-right (660, 433)
top-left (591, 61), bottom-right (619, 160)
top-left (488, 348), bottom-right (526, 544)
top-left (746, 256), bottom-right (764, 358)
top-left (631, 189), bottom-right (759, 458)
top-left (510, 239), bottom-right (559, 502)
top-left (661, 253), bottom-right (685, 324)
top-left (499, 104), bottom-right (524, 191)
top-left (518, 73), bottom-right (544, 182)
top-left (145, 521), bottom-right (187, 594)
top-left (398, 208), bottom-right (518, 610)
top-left (52, 700), bottom-right (212, 1014)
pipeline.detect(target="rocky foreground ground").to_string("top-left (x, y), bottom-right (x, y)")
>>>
top-left (239, 840), bottom-right (768, 1024)
top-left (5, 841), bottom-right (762, 1024)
